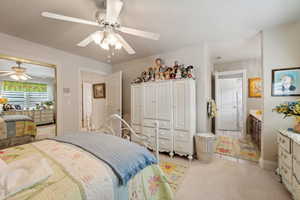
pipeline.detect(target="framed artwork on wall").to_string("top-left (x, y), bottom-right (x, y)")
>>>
top-left (249, 77), bottom-right (262, 98)
top-left (93, 83), bottom-right (106, 98)
top-left (272, 67), bottom-right (300, 96)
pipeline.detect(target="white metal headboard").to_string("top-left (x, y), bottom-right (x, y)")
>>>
top-left (98, 114), bottom-right (160, 162)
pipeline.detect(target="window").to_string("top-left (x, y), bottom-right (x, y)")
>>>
top-left (1, 81), bottom-right (49, 109)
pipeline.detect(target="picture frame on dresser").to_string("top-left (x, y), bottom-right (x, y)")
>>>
top-left (272, 67), bottom-right (300, 96)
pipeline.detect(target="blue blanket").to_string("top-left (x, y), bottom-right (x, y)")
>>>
top-left (50, 132), bottom-right (157, 185)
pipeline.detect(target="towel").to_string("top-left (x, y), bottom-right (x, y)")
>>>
top-left (0, 155), bottom-right (53, 200)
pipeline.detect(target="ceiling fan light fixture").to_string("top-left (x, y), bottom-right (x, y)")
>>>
top-left (92, 32), bottom-right (103, 45)
top-left (115, 41), bottom-right (122, 50)
top-left (10, 74), bottom-right (20, 81)
top-left (19, 75), bottom-right (28, 81)
top-left (100, 41), bottom-right (109, 50)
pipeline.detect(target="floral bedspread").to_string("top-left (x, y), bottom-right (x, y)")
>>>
top-left (0, 140), bottom-right (173, 200)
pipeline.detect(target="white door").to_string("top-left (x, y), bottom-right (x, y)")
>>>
top-left (131, 85), bottom-right (142, 125)
top-left (82, 82), bottom-right (93, 129)
top-left (106, 71), bottom-right (122, 136)
top-left (156, 82), bottom-right (172, 121)
top-left (216, 78), bottom-right (240, 131)
top-left (173, 80), bottom-right (189, 131)
top-left (143, 83), bottom-right (156, 119)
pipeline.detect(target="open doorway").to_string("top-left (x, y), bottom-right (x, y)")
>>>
top-left (215, 70), bottom-right (246, 139)
top-left (79, 70), bottom-right (123, 135)
top-left (210, 34), bottom-right (263, 163)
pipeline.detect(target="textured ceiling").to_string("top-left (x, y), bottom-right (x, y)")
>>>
top-left (0, 0), bottom-right (300, 64)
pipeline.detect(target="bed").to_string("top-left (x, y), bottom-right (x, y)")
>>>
top-left (0, 115), bottom-right (37, 149)
top-left (0, 115), bottom-right (173, 200)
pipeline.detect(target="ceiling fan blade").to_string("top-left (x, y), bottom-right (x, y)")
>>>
top-left (0, 72), bottom-right (14, 76)
top-left (77, 31), bottom-right (104, 47)
top-left (41, 12), bottom-right (100, 27)
top-left (23, 74), bottom-right (33, 79)
top-left (117, 27), bottom-right (160, 40)
top-left (0, 71), bottom-right (12, 73)
top-left (115, 34), bottom-right (136, 55)
top-left (106, 0), bottom-right (124, 23)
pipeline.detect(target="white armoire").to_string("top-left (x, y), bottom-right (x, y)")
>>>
top-left (131, 79), bottom-right (196, 160)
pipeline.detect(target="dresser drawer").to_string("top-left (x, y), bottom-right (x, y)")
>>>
top-left (292, 175), bottom-right (300, 199)
top-left (174, 131), bottom-right (190, 142)
top-left (279, 147), bottom-right (292, 168)
top-left (280, 163), bottom-right (292, 184)
top-left (293, 141), bottom-right (300, 162)
top-left (278, 133), bottom-right (291, 153)
top-left (293, 158), bottom-right (300, 183)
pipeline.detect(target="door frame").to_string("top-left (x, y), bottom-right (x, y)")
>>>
top-left (214, 69), bottom-right (247, 137)
top-left (78, 68), bottom-right (108, 131)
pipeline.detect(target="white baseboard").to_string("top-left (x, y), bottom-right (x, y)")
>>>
top-left (259, 158), bottom-right (278, 171)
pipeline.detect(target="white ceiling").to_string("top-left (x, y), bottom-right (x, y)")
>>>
top-left (210, 34), bottom-right (262, 64)
top-left (0, 0), bottom-right (300, 64)
top-left (0, 59), bottom-right (55, 79)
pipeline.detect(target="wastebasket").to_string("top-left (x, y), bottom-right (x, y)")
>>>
top-left (195, 133), bottom-right (216, 163)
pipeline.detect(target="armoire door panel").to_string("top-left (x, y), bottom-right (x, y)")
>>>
top-left (143, 84), bottom-right (156, 119)
top-left (131, 86), bottom-right (142, 125)
top-left (173, 81), bottom-right (189, 131)
top-left (156, 82), bottom-right (172, 121)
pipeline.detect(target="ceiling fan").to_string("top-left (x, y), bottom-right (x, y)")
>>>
top-left (41, 0), bottom-right (160, 55)
top-left (0, 61), bottom-right (32, 81)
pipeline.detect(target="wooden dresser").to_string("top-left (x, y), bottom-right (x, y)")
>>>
top-left (277, 129), bottom-right (300, 199)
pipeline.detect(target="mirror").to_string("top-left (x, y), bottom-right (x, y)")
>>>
top-left (0, 54), bottom-right (57, 148)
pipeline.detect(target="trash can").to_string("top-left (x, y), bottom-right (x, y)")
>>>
top-left (195, 133), bottom-right (216, 163)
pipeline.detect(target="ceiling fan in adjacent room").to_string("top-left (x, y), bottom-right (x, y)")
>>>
top-left (0, 61), bottom-right (32, 81)
top-left (41, 0), bottom-right (160, 56)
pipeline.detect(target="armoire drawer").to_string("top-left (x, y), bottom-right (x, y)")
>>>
top-left (143, 119), bottom-right (156, 127)
top-left (174, 141), bottom-right (192, 154)
top-left (142, 127), bottom-right (172, 139)
top-left (174, 131), bottom-right (190, 142)
top-left (158, 120), bottom-right (171, 129)
top-left (278, 133), bottom-right (291, 153)
top-left (143, 119), bottom-right (171, 129)
top-left (132, 125), bottom-right (141, 133)
top-left (293, 141), bottom-right (300, 162)
top-left (150, 138), bottom-right (172, 152)
top-left (279, 147), bottom-right (292, 168)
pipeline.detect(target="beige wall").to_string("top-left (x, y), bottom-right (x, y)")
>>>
top-left (80, 71), bottom-right (106, 129)
top-left (261, 21), bottom-right (300, 168)
top-left (113, 45), bottom-right (212, 133)
top-left (0, 33), bottom-right (112, 135)
top-left (214, 58), bottom-right (263, 116)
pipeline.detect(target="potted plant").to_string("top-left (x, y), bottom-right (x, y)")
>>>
top-left (273, 99), bottom-right (300, 133)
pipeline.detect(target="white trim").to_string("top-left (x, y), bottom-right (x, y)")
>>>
top-left (259, 158), bottom-right (278, 171)
top-left (214, 69), bottom-right (247, 138)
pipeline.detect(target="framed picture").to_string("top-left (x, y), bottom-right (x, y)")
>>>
top-left (93, 83), bottom-right (106, 98)
top-left (272, 67), bottom-right (300, 96)
top-left (249, 77), bottom-right (262, 98)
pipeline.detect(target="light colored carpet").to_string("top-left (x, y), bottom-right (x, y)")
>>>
top-left (174, 155), bottom-right (291, 200)
top-left (159, 159), bottom-right (189, 192)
